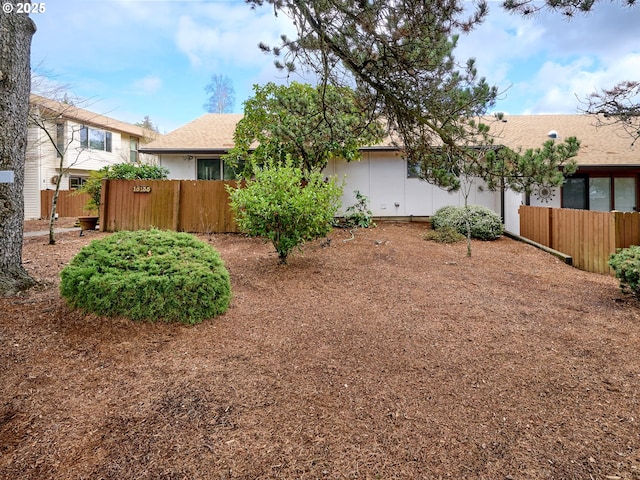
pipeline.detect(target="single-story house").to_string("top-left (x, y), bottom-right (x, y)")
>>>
top-left (139, 113), bottom-right (639, 235)
top-left (26, 94), bottom-right (161, 219)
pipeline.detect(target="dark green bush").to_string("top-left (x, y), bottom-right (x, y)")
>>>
top-left (431, 205), bottom-right (504, 241)
top-left (609, 246), bottom-right (640, 298)
top-left (60, 230), bottom-right (231, 324)
top-left (423, 226), bottom-right (465, 243)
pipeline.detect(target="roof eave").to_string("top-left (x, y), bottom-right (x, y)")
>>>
top-left (139, 147), bottom-right (232, 155)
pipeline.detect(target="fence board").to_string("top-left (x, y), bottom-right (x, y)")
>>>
top-left (100, 180), bottom-right (181, 232)
top-left (98, 179), bottom-right (240, 234)
top-left (40, 190), bottom-right (95, 219)
top-left (177, 180), bottom-right (238, 233)
top-left (519, 206), bottom-right (640, 275)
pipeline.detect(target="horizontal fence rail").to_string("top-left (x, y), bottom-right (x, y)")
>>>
top-left (519, 206), bottom-right (640, 275)
top-left (99, 179), bottom-right (241, 234)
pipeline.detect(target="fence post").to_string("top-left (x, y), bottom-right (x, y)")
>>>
top-left (547, 207), bottom-right (554, 249)
top-left (171, 180), bottom-right (180, 231)
top-left (99, 179), bottom-right (108, 232)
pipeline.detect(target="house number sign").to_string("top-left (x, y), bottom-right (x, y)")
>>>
top-left (133, 185), bottom-right (152, 193)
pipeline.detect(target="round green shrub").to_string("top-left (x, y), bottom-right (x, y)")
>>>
top-left (431, 205), bottom-right (504, 241)
top-left (609, 245), bottom-right (640, 298)
top-left (60, 230), bottom-right (231, 324)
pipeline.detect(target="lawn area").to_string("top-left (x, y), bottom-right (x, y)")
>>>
top-left (1, 221), bottom-right (639, 479)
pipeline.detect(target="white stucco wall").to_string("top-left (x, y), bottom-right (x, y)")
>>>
top-left (158, 150), bottom-right (513, 224)
top-left (325, 152), bottom-right (502, 218)
top-left (158, 154), bottom-right (196, 179)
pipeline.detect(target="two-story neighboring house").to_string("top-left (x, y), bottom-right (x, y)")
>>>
top-left (26, 94), bottom-right (161, 219)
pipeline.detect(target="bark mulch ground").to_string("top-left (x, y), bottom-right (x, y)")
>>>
top-left (1, 219), bottom-right (640, 479)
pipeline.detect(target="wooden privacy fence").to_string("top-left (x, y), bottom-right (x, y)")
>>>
top-left (99, 179), bottom-right (241, 233)
top-left (40, 190), bottom-right (95, 218)
top-left (519, 206), bottom-right (640, 275)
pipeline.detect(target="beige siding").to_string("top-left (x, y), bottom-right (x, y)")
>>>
top-left (24, 116), bottom-right (160, 219)
top-left (24, 126), bottom-right (43, 219)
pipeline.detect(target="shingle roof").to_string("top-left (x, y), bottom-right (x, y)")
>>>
top-left (141, 113), bottom-right (244, 153)
top-left (30, 94), bottom-right (159, 141)
top-left (486, 114), bottom-right (638, 167)
top-left (140, 112), bottom-right (639, 167)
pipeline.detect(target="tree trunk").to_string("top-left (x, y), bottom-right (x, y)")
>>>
top-left (0, 6), bottom-right (37, 296)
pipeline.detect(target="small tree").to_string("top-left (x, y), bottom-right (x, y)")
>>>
top-left (136, 115), bottom-right (160, 134)
top-left (227, 161), bottom-right (343, 264)
top-left (410, 124), bottom-right (580, 255)
top-left (203, 74), bottom-right (236, 113)
top-left (28, 94), bottom-right (88, 244)
top-left (223, 82), bottom-right (384, 175)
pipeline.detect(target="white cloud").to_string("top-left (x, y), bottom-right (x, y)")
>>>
top-left (132, 75), bottom-right (163, 95)
top-left (174, 4), bottom-right (296, 70)
top-left (521, 52), bottom-right (640, 113)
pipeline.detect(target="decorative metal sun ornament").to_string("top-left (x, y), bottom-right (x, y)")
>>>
top-left (534, 184), bottom-right (555, 203)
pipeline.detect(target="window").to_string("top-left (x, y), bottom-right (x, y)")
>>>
top-left (56, 123), bottom-right (65, 158)
top-left (69, 176), bottom-right (87, 190)
top-left (562, 177), bottom-right (587, 209)
top-left (407, 159), bottom-right (422, 179)
top-left (80, 126), bottom-right (112, 152)
top-left (130, 137), bottom-right (139, 163)
top-left (589, 178), bottom-right (611, 212)
top-left (562, 175), bottom-right (637, 211)
top-left (614, 177), bottom-right (636, 212)
top-left (197, 158), bottom-right (222, 180)
top-left (197, 158), bottom-right (245, 180)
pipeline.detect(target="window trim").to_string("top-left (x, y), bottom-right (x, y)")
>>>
top-left (79, 125), bottom-right (113, 153)
top-left (130, 137), bottom-right (139, 163)
top-left (562, 173), bottom-right (639, 212)
top-left (197, 157), bottom-right (245, 180)
top-left (56, 122), bottom-right (65, 158)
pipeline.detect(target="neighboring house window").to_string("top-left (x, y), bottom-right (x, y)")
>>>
top-left (69, 176), bottom-right (87, 190)
top-left (80, 126), bottom-right (112, 152)
top-left (197, 158), bottom-right (245, 180)
top-left (562, 175), bottom-right (637, 212)
top-left (130, 137), bottom-right (139, 163)
top-left (56, 123), bottom-right (65, 158)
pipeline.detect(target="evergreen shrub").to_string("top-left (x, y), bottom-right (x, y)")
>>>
top-left (609, 246), bottom-right (640, 298)
top-left (60, 230), bottom-right (231, 324)
top-left (431, 205), bottom-right (504, 241)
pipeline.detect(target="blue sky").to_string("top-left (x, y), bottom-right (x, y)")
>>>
top-left (30, 0), bottom-right (640, 133)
